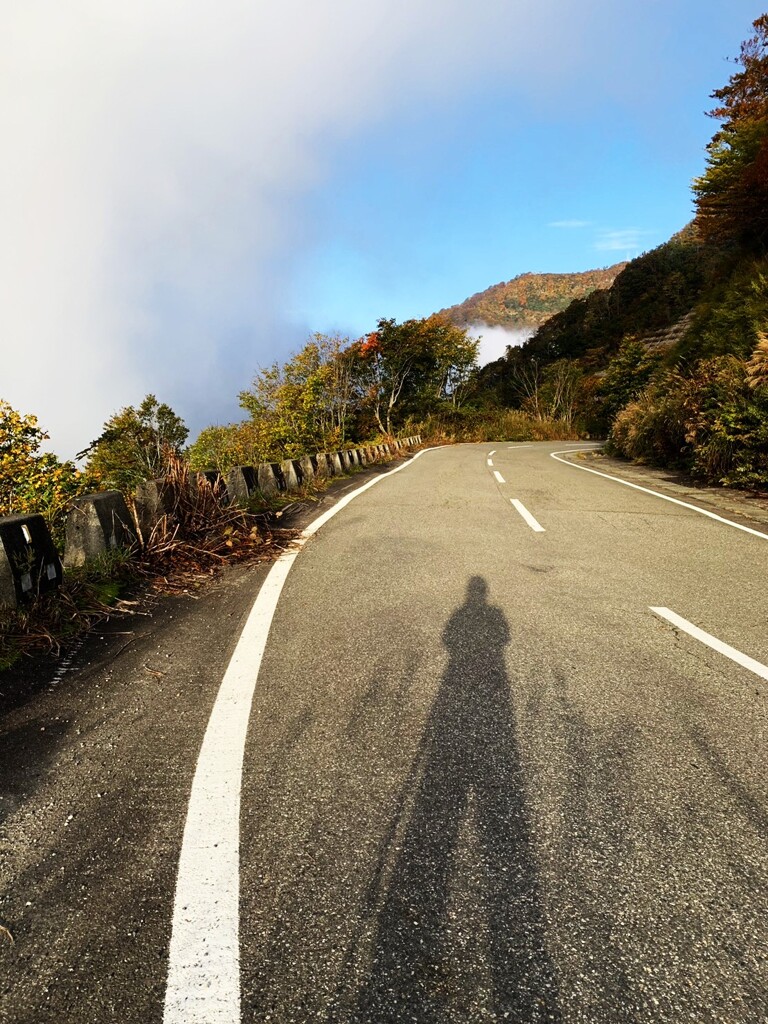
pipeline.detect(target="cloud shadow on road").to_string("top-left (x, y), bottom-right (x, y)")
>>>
top-left (348, 575), bottom-right (560, 1022)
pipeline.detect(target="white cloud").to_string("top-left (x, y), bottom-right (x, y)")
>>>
top-left (0, 0), bottom-right (619, 455)
top-left (467, 323), bottom-right (534, 365)
top-left (548, 219), bottom-right (591, 229)
top-left (594, 228), bottom-right (652, 253)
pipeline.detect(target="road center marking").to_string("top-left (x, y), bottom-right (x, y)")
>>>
top-left (550, 449), bottom-right (768, 542)
top-left (163, 446), bottom-right (444, 1023)
top-left (487, 458), bottom-right (494, 467)
top-left (493, 470), bottom-right (506, 485)
top-left (510, 499), bottom-right (545, 532)
top-left (651, 607), bottom-right (768, 682)
top-left (488, 450), bottom-right (496, 456)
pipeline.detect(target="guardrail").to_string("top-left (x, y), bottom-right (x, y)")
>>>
top-left (0, 436), bottom-right (421, 608)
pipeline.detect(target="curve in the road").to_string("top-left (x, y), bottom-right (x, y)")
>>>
top-left (550, 448), bottom-right (768, 542)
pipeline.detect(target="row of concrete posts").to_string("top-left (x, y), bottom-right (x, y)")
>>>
top-left (0, 436), bottom-right (421, 610)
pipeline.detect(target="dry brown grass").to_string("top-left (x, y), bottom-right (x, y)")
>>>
top-left (1, 454), bottom-right (294, 670)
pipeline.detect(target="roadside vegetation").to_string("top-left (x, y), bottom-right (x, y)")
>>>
top-left (2, 14), bottom-right (766, 667)
top-left (474, 14), bottom-right (768, 490)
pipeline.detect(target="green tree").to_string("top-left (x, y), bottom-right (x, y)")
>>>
top-left (596, 339), bottom-right (663, 424)
top-left (358, 316), bottom-right (478, 434)
top-left (0, 400), bottom-right (89, 542)
top-left (238, 334), bottom-right (358, 457)
top-left (83, 395), bottom-right (188, 491)
top-left (694, 15), bottom-right (768, 251)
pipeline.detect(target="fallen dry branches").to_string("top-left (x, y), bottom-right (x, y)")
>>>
top-left (1, 454), bottom-right (296, 669)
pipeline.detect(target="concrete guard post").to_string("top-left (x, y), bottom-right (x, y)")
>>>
top-left (299, 456), bottom-right (315, 484)
top-left (63, 491), bottom-right (138, 568)
top-left (328, 452), bottom-right (343, 474)
top-left (336, 451), bottom-right (350, 472)
top-left (313, 455), bottom-right (330, 480)
top-left (254, 464), bottom-right (280, 498)
top-left (280, 460), bottom-right (300, 492)
top-left (134, 478), bottom-right (175, 541)
top-left (357, 449), bottom-right (368, 466)
top-left (346, 450), bottom-right (359, 468)
top-left (226, 466), bottom-right (258, 506)
top-left (0, 513), bottom-right (63, 609)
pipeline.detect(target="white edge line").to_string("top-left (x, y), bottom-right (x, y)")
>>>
top-left (163, 445), bottom-right (447, 1022)
top-left (550, 449), bottom-right (768, 542)
top-left (493, 470), bottom-right (506, 485)
top-left (651, 607), bottom-right (768, 682)
top-left (506, 445), bottom-right (533, 449)
top-left (510, 498), bottom-right (545, 533)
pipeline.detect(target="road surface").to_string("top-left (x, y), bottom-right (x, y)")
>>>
top-left (1, 442), bottom-right (766, 1022)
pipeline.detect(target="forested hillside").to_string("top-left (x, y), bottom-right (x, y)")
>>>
top-left (472, 15), bottom-right (768, 489)
top-left (438, 264), bottom-right (625, 330)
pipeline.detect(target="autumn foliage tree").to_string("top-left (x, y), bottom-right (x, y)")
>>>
top-left (236, 334), bottom-right (359, 459)
top-left (0, 400), bottom-right (89, 542)
top-left (694, 15), bottom-right (768, 250)
top-left (358, 316), bottom-right (478, 434)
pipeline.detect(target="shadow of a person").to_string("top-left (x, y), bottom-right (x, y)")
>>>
top-left (351, 576), bottom-right (560, 1022)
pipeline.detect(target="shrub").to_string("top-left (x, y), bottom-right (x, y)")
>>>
top-left (608, 357), bottom-right (768, 488)
top-left (0, 400), bottom-right (92, 547)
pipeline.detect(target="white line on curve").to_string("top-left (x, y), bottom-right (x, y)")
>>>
top-left (651, 607), bottom-right (768, 682)
top-left (510, 499), bottom-right (545, 532)
top-left (163, 446), bottom-right (445, 1023)
top-left (488, 450), bottom-right (497, 456)
top-left (493, 470), bottom-right (506, 485)
top-left (550, 449), bottom-right (768, 542)
top-left (487, 459), bottom-right (494, 467)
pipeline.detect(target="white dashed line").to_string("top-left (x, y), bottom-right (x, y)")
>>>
top-left (487, 459), bottom-right (494, 467)
top-left (493, 470), bottom-right (506, 485)
top-left (506, 445), bottom-right (533, 449)
top-left (488, 450), bottom-right (496, 456)
top-left (511, 499), bottom-right (545, 532)
top-left (651, 607), bottom-right (768, 682)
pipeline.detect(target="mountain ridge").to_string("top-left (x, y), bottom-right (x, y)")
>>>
top-left (438, 263), bottom-right (627, 330)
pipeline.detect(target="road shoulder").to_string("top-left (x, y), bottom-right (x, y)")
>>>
top-left (561, 449), bottom-right (768, 532)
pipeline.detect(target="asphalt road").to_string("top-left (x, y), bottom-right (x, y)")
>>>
top-left (1, 443), bottom-right (766, 1023)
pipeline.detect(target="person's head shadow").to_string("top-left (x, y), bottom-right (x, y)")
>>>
top-left (349, 576), bottom-right (560, 1022)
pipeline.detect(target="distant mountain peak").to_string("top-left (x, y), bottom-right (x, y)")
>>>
top-left (437, 263), bottom-right (627, 330)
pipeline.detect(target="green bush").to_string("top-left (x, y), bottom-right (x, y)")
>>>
top-left (608, 356), bottom-right (768, 488)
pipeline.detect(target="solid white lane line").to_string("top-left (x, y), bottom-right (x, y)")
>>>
top-left (487, 459), bottom-right (494, 467)
top-left (510, 499), bottom-right (545, 532)
top-left (163, 446), bottom-right (444, 1023)
top-left (550, 449), bottom-right (768, 542)
top-left (651, 607), bottom-right (768, 682)
top-left (493, 470), bottom-right (506, 485)
top-left (507, 445), bottom-right (533, 449)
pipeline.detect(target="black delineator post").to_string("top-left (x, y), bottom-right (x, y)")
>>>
top-left (0, 514), bottom-right (63, 609)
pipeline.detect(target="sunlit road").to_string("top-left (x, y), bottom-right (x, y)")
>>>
top-left (1, 443), bottom-right (767, 1023)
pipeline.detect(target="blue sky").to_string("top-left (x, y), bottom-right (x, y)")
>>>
top-left (1, 1), bottom-right (765, 454)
